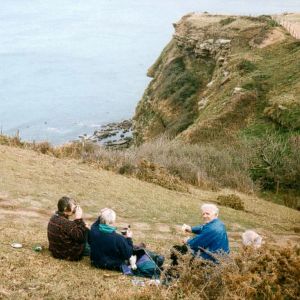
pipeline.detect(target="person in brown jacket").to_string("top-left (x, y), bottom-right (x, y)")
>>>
top-left (47, 196), bottom-right (88, 261)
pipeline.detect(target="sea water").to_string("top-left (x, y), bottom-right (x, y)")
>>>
top-left (0, 0), bottom-right (299, 144)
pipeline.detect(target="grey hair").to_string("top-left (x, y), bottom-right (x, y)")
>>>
top-left (242, 230), bottom-right (262, 248)
top-left (201, 203), bottom-right (219, 216)
top-left (98, 208), bottom-right (116, 225)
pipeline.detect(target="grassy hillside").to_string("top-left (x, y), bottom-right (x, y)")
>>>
top-left (0, 145), bottom-right (299, 299)
top-left (133, 13), bottom-right (300, 204)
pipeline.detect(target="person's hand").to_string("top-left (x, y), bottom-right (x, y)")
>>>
top-left (74, 206), bottom-right (83, 219)
top-left (125, 229), bottom-right (133, 238)
top-left (182, 224), bottom-right (192, 233)
top-left (183, 236), bottom-right (190, 244)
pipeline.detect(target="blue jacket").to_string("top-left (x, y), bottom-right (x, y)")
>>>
top-left (187, 218), bottom-right (229, 260)
top-left (89, 220), bottom-right (133, 270)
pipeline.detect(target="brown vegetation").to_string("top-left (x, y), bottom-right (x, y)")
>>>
top-left (217, 194), bottom-right (245, 211)
top-left (0, 143), bottom-right (299, 299)
top-left (146, 245), bottom-right (300, 300)
top-left (1, 132), bottom-right (300, 209)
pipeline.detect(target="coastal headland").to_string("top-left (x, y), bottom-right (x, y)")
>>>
top-left (0, 13), bottom-right (299, 299)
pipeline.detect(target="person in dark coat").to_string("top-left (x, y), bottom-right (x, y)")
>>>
top-left (47, 196), bottom-right (88, 261)
top-left (89, 208), bottom-right (133, 271)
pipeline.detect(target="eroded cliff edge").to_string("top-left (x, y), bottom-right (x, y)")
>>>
top-left (133, 14), bottom-right (300, 144)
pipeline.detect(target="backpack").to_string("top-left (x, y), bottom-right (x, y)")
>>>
top-left (133, 251), bottom-right (164, 278)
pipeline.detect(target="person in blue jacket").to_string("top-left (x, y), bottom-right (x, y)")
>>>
top-left (182, 203), bottom-right (229, 260)
top-left (89, 208), bottom-right (133, 270)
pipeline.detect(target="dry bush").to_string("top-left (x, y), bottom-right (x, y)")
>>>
top-left (136, 159), bottom-right (188, 192)
top-left (114, 245), bottom-right (300, 300)
top-left (84, 147), bottom-right (188, 192)
top-left (31, 141), bottom-right (52, 154)
top-left (131, 138), bottom-right (256, 193)
top-left (173, 245), bottom-right (300, 299)
top-left (217, 194), bottom-right (245, 210)
top-left (83, 137), bottom-right (255, 193)
top-left (0, 134), bottom-right (97, 160)
top-left (0, 134), bottom-right (24, 147)
top-left (1, 133), bottom-right (256, 193)
top-left (54, 142), bottom-right (97, 159)
top-left (250, 133), bottom-right (300, 201)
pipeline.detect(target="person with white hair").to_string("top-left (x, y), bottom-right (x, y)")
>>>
top-left (89, 208), bottom-right (133, 270)
top-left (242, 230), bottom-right (262, 248)
top-left (180, 203), bottom-right (230, 261)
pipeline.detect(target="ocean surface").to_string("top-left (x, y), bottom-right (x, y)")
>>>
top-left (1, 0), bottom-right (299, 144)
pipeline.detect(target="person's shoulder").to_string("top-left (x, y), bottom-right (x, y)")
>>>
top-left (49, 213), bottom-right (62, 223)
top-left (90, 220), bottom-right (100, 230)
top-left (114, 232), bottom-right (128, 242)
top-left (211, 219), bottom-right (227, 231)
top-left (206, 218), bottom-right (224, 229)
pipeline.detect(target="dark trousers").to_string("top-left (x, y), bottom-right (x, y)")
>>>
top-left (170, 244), bottom-right (189, 266)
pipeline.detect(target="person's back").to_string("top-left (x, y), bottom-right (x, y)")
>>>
top-left (89, 208), bottom-right (133, 270)
top-left (47, 196), bottom-right (87, 261)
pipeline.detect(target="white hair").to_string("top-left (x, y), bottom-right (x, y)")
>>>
top-left (201, 203), bottom-right (219, 216)
top-left (99, 208), bottom-right (116, 225)
top-left (242, 230), bottom-right (262, 248)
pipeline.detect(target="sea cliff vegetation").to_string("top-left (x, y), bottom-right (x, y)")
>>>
top-left (1, 14), bottom-right (300, 209)
top-left (133, 13), bottom-right (300, 208)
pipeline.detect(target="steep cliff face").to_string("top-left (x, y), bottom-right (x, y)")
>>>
top-left (133, 14), bottom-right (300, 144)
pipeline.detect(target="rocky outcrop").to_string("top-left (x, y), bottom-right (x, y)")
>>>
top-left (79, 120), bottom-right (133, 149)
top-left (133, 13), bottom-right (300, 144)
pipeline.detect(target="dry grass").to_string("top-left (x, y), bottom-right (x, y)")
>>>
top-left (0, 144), bottom-right (299, 298)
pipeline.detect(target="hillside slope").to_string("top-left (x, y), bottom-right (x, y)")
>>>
top-left (134, 13), bottom-right (300, 143)
top-left (0, 145), bottom-right (299, 298)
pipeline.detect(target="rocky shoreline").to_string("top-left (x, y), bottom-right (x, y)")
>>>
top-left (78, 119), bottom-right (133, 149)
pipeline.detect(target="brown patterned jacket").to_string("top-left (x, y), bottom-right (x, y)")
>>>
top-left (47, 213), bottom-right (87, 261)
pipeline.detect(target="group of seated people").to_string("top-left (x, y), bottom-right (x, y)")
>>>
top-left (47, 196), bottom-right (230, 277)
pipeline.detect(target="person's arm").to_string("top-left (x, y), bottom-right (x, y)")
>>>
top-left (118, 235), bottom-right (133, 260)
top-left (187, 226), bottom-right (217, 252)
top-left (191, 225), bottom-right (203, 234)
top-left (65, 219), bottom-right (87, 243)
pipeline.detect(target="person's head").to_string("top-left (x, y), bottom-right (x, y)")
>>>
top-left (57, 196), bottom-right (76, 217)
top-left (201, 203), bottom-right (219, 223)
top-left (98, 208), bottom-right (116, 225)
top-left (242, 230), bottom-right (262, 249)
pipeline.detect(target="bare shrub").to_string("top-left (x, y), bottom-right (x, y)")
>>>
top-left (32, 141), bottom-right (52, 154)
top-left (131, 137), bottom-right (256, 193)
top-left (250, 133), bottom-right (300, 201)
top-left (81, 136), bottom-right (256, 193)
top-left (117, 245), bottom-right (300, 300)
top-left (136, 159), bottom-right (188, 192)
top-left (0, 134), bottom-right (23, 147)
top-left (217, 194), bottom-right (245, 210)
